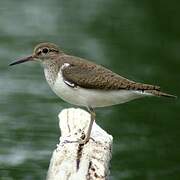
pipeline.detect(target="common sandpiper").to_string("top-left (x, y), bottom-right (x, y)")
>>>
top-left (9, 42), bottom-right (176, 143)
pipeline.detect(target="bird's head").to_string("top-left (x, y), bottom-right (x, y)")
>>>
top-left (9, 42), bottom-right (61, 66)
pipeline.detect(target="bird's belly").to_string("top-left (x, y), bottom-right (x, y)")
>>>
top-left (51, 75), bottom-right (148, 108)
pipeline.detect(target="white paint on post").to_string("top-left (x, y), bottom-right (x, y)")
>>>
top-left (47, 108), bottom-right (113, 180)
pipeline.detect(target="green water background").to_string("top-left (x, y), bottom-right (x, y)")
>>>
top-left (0, 0), bottom-right (180, 179)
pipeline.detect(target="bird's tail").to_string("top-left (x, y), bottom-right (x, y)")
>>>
top-left (145, 90), bottom-right (177, 98)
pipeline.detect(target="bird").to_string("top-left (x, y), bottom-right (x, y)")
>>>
top-left (9, 42), bottom-right (176, 144)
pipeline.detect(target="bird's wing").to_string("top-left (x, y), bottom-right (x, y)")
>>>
top-left (61, 60), bottom-right (160, 91)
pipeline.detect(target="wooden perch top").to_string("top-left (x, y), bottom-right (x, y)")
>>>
top-left (47, 108), bottom-right (113, 180)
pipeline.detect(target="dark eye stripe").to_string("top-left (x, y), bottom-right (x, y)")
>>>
top-left (49, 49), bottom-right (59, 53)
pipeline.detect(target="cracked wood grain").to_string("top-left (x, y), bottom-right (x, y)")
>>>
top-left (46, 108), bottom-right (113, 180)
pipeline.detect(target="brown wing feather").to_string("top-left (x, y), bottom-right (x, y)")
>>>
top-left (61, 58), bottom-right (160, 91)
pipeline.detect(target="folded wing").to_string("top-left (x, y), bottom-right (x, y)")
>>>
top-left (61, 60), bottom-right (160, 91)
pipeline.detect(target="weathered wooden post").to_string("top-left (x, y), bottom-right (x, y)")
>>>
top-left (47, 108), bottom-right (113, 180)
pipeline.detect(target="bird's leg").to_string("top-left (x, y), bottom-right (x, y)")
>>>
top-left (81, 106), bottom-right (96, 144)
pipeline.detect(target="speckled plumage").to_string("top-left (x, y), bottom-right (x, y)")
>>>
top-left (39, 44), bottom-right (174, 98)
top-left (9, 42), bottom-right (176, 143)
top-left (60, 55), bottom-right (159, 91)
top-left (10, 42), bottom-right (176, 99)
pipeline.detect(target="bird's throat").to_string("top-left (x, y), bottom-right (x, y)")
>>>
top-left (43, 59), bottom-right (60, 87)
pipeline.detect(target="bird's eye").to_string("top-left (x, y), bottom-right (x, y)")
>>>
top-left (42, 48), bottom-right (49, 54)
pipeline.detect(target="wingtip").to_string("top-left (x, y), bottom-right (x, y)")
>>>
top-left (158, 92), bottom-right (177, 99)
top-left (145, 90), bottom-right (177, 99)
top-left (162, 93), bottom-right (177, 99)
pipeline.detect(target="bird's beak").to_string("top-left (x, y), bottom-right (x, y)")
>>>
top-left (9, 55), bottom-right (34, 66)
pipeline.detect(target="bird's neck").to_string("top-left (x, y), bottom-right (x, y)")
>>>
top-left (42, 57), bottom-right (61, 87)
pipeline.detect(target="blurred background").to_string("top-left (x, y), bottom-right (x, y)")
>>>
top-left (0, 0), bottom-right (180, 179)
